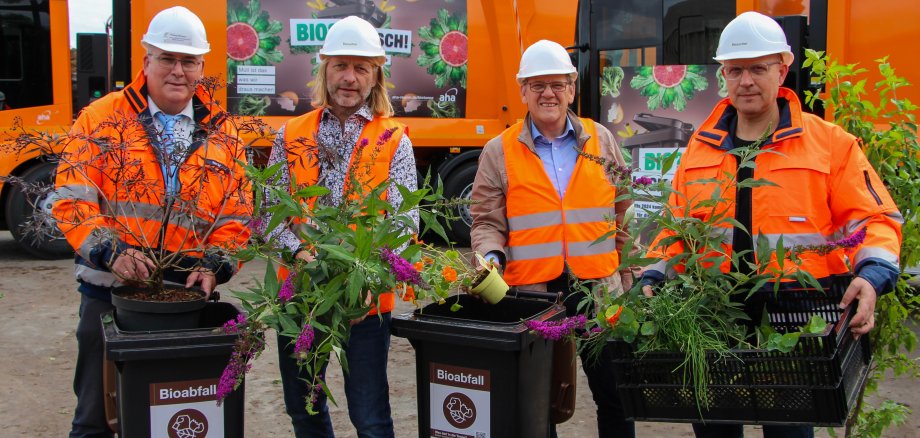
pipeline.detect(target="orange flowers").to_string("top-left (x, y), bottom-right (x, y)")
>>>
top-left (441, 266), bottom-right (458, 283)
top-left (401, 285), bottom-right (415, 302)
top-left (414, 261), bottom-right (424, 271)
top-left (606, 305), bottom-right (624, 327)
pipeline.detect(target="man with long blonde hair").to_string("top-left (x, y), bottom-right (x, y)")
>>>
top-left (260, 15), bottom-right (416, 438)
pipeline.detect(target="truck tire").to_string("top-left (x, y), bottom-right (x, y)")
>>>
top-left (5, 161), bottom-right (73, 259)
top-left (442, 162), bottom-right (477, 247)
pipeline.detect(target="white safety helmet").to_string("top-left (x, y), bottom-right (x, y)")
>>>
top-left (516, 40), bottom-right (576, 83)
top-left (320, 16), bottom-right (385, 64)
top-left (141, 6), bottom-right (210, 55)
top-left (714, 11), bottom-right (793, 66)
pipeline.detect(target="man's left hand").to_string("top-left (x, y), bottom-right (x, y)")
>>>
top-left (839, 277), bottom-right (877, 339)
top-left (350, 291), bottom-right (374, 326)
top-left (186, 268), bottom-right (217, 298)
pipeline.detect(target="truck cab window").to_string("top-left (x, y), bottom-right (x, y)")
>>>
top-left (661, 0), bottom-right (734, 65)
top-left (0, 0), bottom-right (54, 109)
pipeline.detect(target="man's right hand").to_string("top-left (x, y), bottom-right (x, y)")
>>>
top-left (110, 248), bottom-right (156, 283)
top-left (295, 250), bottom-right (316, 263)
top-left (641, 285), bottom-right (654, 297)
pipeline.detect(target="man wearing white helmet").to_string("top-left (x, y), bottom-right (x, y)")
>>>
top-left (260, 15), bottom-right (415, 437)
top-left (639, 11), bottom-right (901, 438)
top-left (470, 39), bottom-right (634, 437)
top-left (56, 7), bottom-right (251, 437)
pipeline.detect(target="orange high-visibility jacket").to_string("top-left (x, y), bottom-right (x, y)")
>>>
top-left (501, 118), bottom-right (619, 286)
top-left (646, 87), bottom-right (902, 281)
top-left (281, 109), bottom-right (406, 314)
top-left (52, 71), bottom-right (252, 299)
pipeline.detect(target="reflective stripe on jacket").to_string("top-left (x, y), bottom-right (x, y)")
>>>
top-left (281, 109), bottom-right (406, 314)
top-left (52, 71), bottom-right (252, 299)
top-left (646, 87), bottom-right (902, 280)
top-left (502, 118), bottom-right (619, 286)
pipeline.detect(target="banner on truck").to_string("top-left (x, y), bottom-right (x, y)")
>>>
top-left (226, 0), bottom-right (468, 118)
top-left (597, 63), bottom-right (726, 217)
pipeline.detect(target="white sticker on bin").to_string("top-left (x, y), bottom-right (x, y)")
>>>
top-left (149, 378), bottom-right (224, 438)
top-left (429, 362), bottom-right (490, 438)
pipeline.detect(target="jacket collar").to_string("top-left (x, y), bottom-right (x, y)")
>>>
top-left (517, 109), bottom-right (590, 153)
top-left (693, 87), bottom-right (805, 150)
top-left (123, 70), bottom-right (227, 129)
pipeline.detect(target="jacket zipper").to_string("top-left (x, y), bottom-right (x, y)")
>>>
top-left (864, 170), bottom-right (883, 205)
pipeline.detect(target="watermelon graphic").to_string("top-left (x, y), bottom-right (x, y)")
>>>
top-left (417, 9), bottom-right (468, 88)
top-left (226, 0), bottom-right (283, 84)
top-left (629, 64), bottom-right (709, 111)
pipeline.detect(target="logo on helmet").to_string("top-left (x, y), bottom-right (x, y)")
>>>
top-left (163, 32), bottom-right (192, 44)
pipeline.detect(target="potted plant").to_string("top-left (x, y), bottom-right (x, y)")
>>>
top-left (3, 77), bottom-right (256, 331)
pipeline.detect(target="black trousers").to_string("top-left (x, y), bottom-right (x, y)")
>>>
top-left (546, 275), bottom-right (635, 438)
top-left (71, 294), bottom-right (116, 438)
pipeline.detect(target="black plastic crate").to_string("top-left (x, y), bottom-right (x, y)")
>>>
top-left (610, 277), bottom-right (872, 426)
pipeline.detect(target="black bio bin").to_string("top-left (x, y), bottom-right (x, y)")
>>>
top-left (392, 293), bottom-right (566, 438)
top-left (102, 301), bottom-right (245, 437)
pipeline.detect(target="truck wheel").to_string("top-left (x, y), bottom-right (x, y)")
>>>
top-left (5, 161), bottom-right (73, 259)
top-left (442, 162), bottom-right (477, 247)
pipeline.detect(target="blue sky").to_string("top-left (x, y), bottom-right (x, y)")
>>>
top-left (68, 0), bottom-right (113, 47)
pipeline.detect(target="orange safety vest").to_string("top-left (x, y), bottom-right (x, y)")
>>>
top-left (279, 109), bottom-right (406, 314)
top-left (502, 118), bottom-right (620, 286)
top-left (646, 87), bottom-right (902, 279)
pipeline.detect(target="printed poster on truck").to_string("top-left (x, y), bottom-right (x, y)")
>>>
top-left (429, 362), bottom-right (490, 438)
top-left (226, 0), bottom-right (467, 118)
top-left (598, 62), bottom-right (726, 217)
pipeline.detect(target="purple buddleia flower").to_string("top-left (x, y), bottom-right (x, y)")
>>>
top-left (377, 127), bottom-right (396, 145)
top-left (278, 274), bottom-right (295, 303)
top-left (380, 248), bottom-right (422, 285)
top-left (222, 314), bottom-right (246, 334)
top-left (632, 176), bottom-right (655, 188)
top-left (216, 348), bottom-right (252, 403)
top-left (248, 216), bottom-right (264, 233)
top-left (793, 227), bottom-right (867, 256)
top-left (294, 324), bottom-right (315, 357)
top-left (525, 315), bottom-right (588, 341)
top-left (216, 328), bottom-right (264, 405)
top-left (832, 227), bottom-right (867, 250)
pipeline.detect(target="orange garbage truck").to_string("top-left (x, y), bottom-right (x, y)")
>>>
top-left (2, 0), bottom-right (917, 258)
top-left (0, 0), bottom-right (577, 257)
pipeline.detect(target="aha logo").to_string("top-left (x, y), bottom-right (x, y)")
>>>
top-left (436, 88), bottom-right (459, 108)
top-left (167, 408), bottom-right (208, 438)
top-left (35, 110), bottom-right (52, 125)
top-left (442, 392), bottom-right (476, 429)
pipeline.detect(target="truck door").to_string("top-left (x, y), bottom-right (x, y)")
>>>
top-left (0, 0), bottom-right (73, 259)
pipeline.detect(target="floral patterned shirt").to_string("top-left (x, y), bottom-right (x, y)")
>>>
top-left (263, 105), bottom-right (418, 252)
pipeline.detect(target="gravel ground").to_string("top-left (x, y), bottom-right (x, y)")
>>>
top-left (0, 230), bottom-right (917, 437)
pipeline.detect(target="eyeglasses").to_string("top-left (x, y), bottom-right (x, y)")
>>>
top-left (527, 81), bottom-right (571, 93)
top-left (721, 62), bottom-right (781, 81)
top-left (153, 55), bottom-right (203, 72)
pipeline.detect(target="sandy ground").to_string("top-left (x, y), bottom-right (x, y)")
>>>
top-left (0, 230), bottom-right (917, 437)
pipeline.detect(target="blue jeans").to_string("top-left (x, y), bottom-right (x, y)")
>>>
top-left (692, 423), bottom-right (814, 438)
top-left (71, 294), bottom-right (116, 438)
top-left (278, 313), bottom-right (394, 438)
